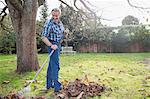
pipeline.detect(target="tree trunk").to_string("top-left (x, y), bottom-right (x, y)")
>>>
top-left (6, 0), bottom-right (39, 73)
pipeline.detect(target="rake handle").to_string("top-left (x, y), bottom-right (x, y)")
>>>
top-left (25, 50), bottom-right (54, 87)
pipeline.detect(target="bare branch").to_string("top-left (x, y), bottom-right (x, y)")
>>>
top-left (58, 0), bottom-right (110, 27)
top-left (0, 1), bottom-right (12, 32)
top-left (58, 0), bottom-right (75, 10)
top-left (73, 0), bottom-right (79, 10)
top-left (58, 0), bottom-right (91, 25)
top-left (38, 0), bottom-right (45, 7)
top-left (0, 6), bottom-right (7, 15)
top-left (73, 0), bottom-right (89, 18)
top-left (0, 6), bottom-right (8, 22)
top-left (84, 0), bottom-right (96, 8)
top-left (78, 0), bottom-right (112, 21)
top-left (79, 0), bottom-right (95, 14)
top-left (59, 0), bottom-right (96, 19)
top-left (0, 12), bottom-right (7, 22)
top-left (5, 0), bottom-right (23, 11)
top-left (0, 0), bottom-right (6, 6)
top-left (0, 5), bottom-right (11, 32)
top-left (73, 0), bottom-right (92, 17)
top-left (0, 22), bottom-right (13, 33)
top-left (127, 0), bottom-right (150, 9)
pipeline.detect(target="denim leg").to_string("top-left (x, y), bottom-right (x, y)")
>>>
top-left (46, 47), bottom-right (53, 89)
top-left (51, 48), bottom-right (61, 91)
top-left (46, 45), bottom-right (61, 90)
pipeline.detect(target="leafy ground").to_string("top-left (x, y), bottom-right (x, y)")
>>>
top-left (0, 53), bottom-right (150, 99)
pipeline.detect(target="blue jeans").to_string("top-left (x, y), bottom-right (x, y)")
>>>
top-left (46, 42), bottom-right (61, 91)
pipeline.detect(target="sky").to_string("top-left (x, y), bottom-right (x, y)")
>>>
top-left (0, 0), bottom-right (150, 26)
top-left (38, 0), bottom-right (150, 26)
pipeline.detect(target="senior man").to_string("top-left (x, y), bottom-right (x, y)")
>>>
top-left (41, 8), bottom-right (64, 92)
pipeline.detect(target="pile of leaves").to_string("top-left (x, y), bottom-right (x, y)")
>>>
top-left (1, 78), bottom-right (106, 99)
top-left (55, 78), bottom-right (106, 99)
top-left (0, 93), bottom-right (20, 99)
top-left (0, 93), bottom-right (45, 99)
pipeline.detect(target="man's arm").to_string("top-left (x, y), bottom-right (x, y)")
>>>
top-left (42, 37), bottom-right (52, 46)
top-left (42, 37), bottom-right (58, 50)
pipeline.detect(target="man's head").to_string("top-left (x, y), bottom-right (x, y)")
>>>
top-left (51, 8), bottom-right (61, 21)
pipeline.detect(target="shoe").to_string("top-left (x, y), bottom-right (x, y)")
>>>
top-left (54, 87), bottom-right (62, 92)
top-left (50, 85), bottom-right (54, 88)
top-left (54, 81), bottom-right (62, 92)
top-left (47, 83), bottom-right (54, 89)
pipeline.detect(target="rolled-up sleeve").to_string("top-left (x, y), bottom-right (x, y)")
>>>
top-left (41, 19), bottom-right (50, 39)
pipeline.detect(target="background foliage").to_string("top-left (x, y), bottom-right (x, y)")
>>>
top-left (0, 5), bottom-right (149, 54)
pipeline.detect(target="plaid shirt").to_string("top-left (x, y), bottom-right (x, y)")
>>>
top-left (42, 18), bottom-right (64, 43)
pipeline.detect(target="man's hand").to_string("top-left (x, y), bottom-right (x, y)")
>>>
top-left (51, 45), bottom-right (58, 50)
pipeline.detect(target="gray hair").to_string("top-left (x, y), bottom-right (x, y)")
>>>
top-left (51, 8), bottom-right (61, 13)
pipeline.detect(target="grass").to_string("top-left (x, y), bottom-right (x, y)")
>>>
top-left (0, 53), bottom-right (150, 98)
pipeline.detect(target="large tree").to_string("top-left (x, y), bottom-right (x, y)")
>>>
top-left (4, 0), bottom-right (45, 73)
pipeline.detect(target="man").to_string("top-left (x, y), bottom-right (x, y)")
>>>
top-left (41, 8), bottom-right (64, 92)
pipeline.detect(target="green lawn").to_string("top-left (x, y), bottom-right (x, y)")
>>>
top-left (0, 53), bottom-right (150, 98)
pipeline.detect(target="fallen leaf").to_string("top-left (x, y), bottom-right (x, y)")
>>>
top-left (2, 80), bottom-right (10, 84)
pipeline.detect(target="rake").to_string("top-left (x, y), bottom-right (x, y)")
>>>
top-left (18, 50), bottom-right (54, 95)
